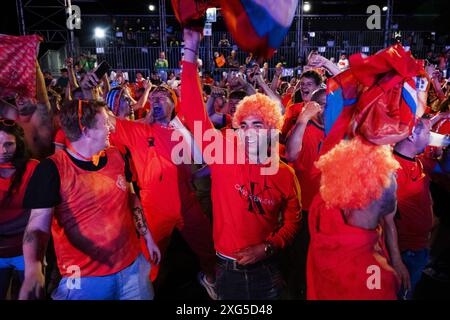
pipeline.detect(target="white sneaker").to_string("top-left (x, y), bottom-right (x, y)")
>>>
top-left (197, 272), bottom-right (218, 300)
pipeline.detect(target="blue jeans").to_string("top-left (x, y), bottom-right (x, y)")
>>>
top-left (0, 255), bottom-right (25, 299)
top-left (399, 248), bottom-right (429, 300)
top-left (51, 254), bottom-right (153, 300)
top-left (216, 255), bottom-right (284, 300)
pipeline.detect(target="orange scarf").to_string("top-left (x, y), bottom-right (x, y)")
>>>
top-left (66, 143), bottom-right (105, 166)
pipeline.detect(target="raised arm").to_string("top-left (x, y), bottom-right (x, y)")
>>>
top-left (307, 53), bottom-right (341, 76)
top-left (35, 61), bottom-right (50, 111)
top-left (65, 57), bottom-right (79, 90)
top-left (19, 208), bottom-right (53, 300)
top-left (179, 28), bottom-right (214, 134)
top-left (206, 86), bottom-right (228, 126)
top-left (131, 80), bottom-right (152, 112)
top-left (254, 72), bottom-right (284, 113)
top-left (270, 65), bottom-right (282, 93)
top-left (285, 102), bottom-right (322, 162)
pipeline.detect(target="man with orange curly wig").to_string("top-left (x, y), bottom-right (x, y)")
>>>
top-left (306, 137), bottom-right (405, 300)
top-left (179, 28), bottom-right (301, 300)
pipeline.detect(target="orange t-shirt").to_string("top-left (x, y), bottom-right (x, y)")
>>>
top-left (394, 153), bottom-right (434, 251)
top-left (0, 159), bottom-right (39, 257)
top-left (178, 61), bottom-right (302, 256)
top-left (307, 194), bottom-right (399, 300)
top-left (54, 128), bottom-right (69, 148)
top-left (291, 121), bottom-right (325, 211)
top-left (281, 102), bottom-right (304, 139)
top-left (110, 119), bottom-right (197, 217)
top-left (49, 147), bottom-right (140, 277)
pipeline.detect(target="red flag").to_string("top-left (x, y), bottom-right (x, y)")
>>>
top-left (0, 34), bottom-right (42, 99)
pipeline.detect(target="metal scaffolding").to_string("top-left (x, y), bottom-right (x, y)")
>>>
top-left (159, 0), bottom-right (168, 54)
top-left (15, 0), bottom-right (69, 44)
top-left (384, 0), bottom-right (394, 47)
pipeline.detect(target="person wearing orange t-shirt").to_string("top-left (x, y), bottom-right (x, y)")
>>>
top-left (107, 84), bottom-right (217, 299)
top-left (393, 118), bottom-right (450, 299)
top-left (19, 100), bottom-right (160, 300)
top-left (180, 29), bottom-right (301, 300)
top-left (280, 70), bottom-right (322, 140)
top-left (307, 137), bottom-right (404, 300)
top-left (283, 88), bottom-right (326, 298)
top-left (0, 120), bottom-right (38, 299)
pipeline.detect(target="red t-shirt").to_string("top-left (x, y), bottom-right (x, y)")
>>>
top-left (281, 102), bottom-right (304, 139)
top-left (49, 147), bottom-right (140, 277)
top-left (291, 121), bottom-right (325, 211)
top-left (54, 128), bottom-right (69, 148)
top-left (0, 159), bottom-right (39, 257)
top-left (394, 152), bottom-right (434, 251)
top-left (178, 61), bottom-right (302, 257)
top-left (110, 118), bottom-right (197, 217)
top-left (135, 101), bottom-right (151, 120)
top-left (281, 92), bottom-right (293, 109)
top-left (307, 194), bottom-right (399, 300)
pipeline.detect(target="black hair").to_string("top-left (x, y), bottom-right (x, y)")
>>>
top-left (203, 85), bottom-right (212, 96)
top-left (0, 121), bottom-right (31, 205)
top-left (293, 88), bottom-right (303, 104)
top-left (229, 90), bottom-right (247, 100)
top-left (300, 70), bottom-right (323, 86)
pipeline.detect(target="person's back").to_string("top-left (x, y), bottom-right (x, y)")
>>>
top-left (307, 137), bottom-right (401, 300)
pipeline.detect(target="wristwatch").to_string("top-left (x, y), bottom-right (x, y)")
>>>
top-left (263, 240), bottom-right (275, 257)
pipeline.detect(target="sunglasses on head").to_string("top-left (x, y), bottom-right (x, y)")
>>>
top-left (0, 119), bottom-right (16, 126)
top-left (77, 99), bottom-right (89, 131)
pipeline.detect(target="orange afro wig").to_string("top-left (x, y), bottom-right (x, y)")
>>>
top-left (232, 93), bottom-right (283, 130)
top-left (315, 137), bottom-right (400, 210)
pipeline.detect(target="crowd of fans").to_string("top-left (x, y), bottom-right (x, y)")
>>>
top-left (1, 27), bottom-right (450, 301)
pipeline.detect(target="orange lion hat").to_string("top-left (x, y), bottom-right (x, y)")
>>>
top-left (315, 137), bottom-right (400, 210)
top-left (232, 93), bottom-right (283, 130)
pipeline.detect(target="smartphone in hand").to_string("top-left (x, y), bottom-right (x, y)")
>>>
top-left (94, 61), bottom-right (110, 79)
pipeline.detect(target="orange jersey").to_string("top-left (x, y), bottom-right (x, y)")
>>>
top-left (111, 119), bottom-right (198, 216)
top-left (178, 61), bottom-right (302, 257)
top-left (0, 159), bottom-right (39, 257)
top-left (394, 153), bottom-right (434, 251)
top-left (281, 102), bottom-right (304, 139)
top-left (49, 147), bottom-right (140, 277)
top-left (0, 160), bottom-right (38, 224)
top-left (307, 194), bottom-right (399, 300)
top-left (291, 121), bottom-right (325, 211)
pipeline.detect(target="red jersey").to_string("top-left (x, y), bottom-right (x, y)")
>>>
top-left (53, 128), bottom-right (69, 148)
top-left (307, 194), bottom-right (399, 300)
top-left (0, 159), bottom-right (39, 257)
top-left (49, 147), bottom-right (140, 277)
top-left (281, 102), bottom-right (304, 139)
top-left (111, 118), bottom-right (198, 217)
top-left (291, 121), bottom-right (325, 211)
top-left (281, 92), bottom-right (293, 108)
top-left (178, 61), bottom-right (302, 257)
top-left (394, 152), bottom-right (434, 251)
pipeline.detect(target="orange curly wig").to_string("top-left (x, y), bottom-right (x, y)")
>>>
top-left (315, 137), bottom-right (400, 210)
top-left (232, 93), bottom-right (283, 130)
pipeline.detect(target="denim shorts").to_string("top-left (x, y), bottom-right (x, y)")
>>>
top-left (0, 255), bottom-right (25, 271)
top-left (51, 254), bottom-right (153, 300)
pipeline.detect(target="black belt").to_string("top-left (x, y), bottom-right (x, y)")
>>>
top-left (216, 253), bottom-right (276, 271)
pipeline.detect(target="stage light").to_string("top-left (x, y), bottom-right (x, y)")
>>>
top-left (148, 4), bottom-right (156, 12)
top-left (94, 27), bottom-right (105, 39)
top-left (382, 6), bottom-right (388, 11)
top-left (303, 2), bottom-right (311, 12)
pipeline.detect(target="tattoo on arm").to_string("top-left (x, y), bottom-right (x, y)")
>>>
top-left (132, 207), bottom-right (148, 236)
top-left (23, 230), bottom-right (36, 244)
